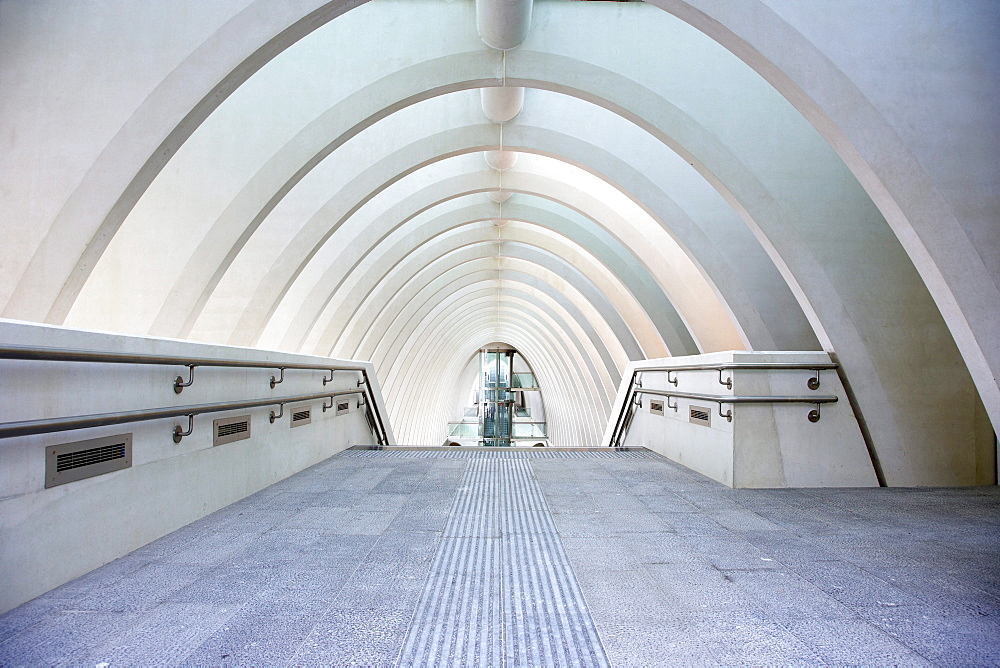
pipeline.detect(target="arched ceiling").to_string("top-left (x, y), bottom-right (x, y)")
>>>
top-left (1, 0), bottom-right (996, 475)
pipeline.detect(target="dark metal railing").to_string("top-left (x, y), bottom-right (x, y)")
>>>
top-left (628, 362), bottom-right (839, 391)
top-left (0, 344), bottom-right (366, 392)
top-left (607, 361), bottom-right (840, 449)
top-left (633, 387), bottom-right (838, 423)
top-left (0, 345), bottom-right (390, 445)
top-left (0, 389), bottom-right (363, 442)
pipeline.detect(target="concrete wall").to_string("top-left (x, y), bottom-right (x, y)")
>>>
top-left (0, 320), bottom-right (389, 613)
top-left (612, 353), bottom-right (881, 488)
top-left (0, 0), bottom-right (995, 473)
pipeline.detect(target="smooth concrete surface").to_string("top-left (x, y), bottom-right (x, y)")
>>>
top-left (609, 353), bottom-right (878, 488)
top-left (0, 320), bottom-right (389, 613)
top-left (1, 449), bottom-right (997, 665)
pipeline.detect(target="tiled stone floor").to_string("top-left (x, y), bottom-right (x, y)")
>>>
top-left (1, 448), bottom-right (999, 666)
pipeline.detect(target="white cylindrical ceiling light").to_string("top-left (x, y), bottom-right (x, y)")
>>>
top-left (476, 0), bottom-right (533, 50)
top-left (488, 190), bottom-right (512, 203)
top-left (484, 150), bottom-right (518, 171)
top-left (481, 86), bottom-right (524, 123)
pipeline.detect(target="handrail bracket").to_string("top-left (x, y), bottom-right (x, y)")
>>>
top-left (173, 365), bottom-right (196, 394)
top-left (808, 369), bottom-right (821, 391)
top-left (270, 367), bottom-right (285, 389)
top-left (173, 414), bottom-right (194, 443)
top-left (270, 403), bottom-right (284, 424)
top-left (718, 368), bottom-right (733, 390)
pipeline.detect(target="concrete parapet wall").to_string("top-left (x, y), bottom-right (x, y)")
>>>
top-left (608, 352), bottom-right (879, 488)
top-left (0, 320), bottom-right (389, 613)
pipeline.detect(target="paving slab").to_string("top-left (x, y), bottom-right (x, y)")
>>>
top-left (0, 448), bottom-right (998, 665)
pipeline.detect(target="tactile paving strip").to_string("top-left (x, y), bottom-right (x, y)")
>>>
top-left (398, 456), bottom-right (609, 667)
top-left (349, 448), bottom-right (659, 459)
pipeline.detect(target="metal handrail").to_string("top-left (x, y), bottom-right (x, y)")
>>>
top-left (635, 388), bottom-right (839, 404)
top-left (0, 389), bottom-right (364, 441)
top-left (635, 388), bottom-right (837, 423)
top-left (0, 344), bottom-right (391, 446)
top-left (0, 344), bottom-right (366, 392)
top-left (637, 362), bottom-right (838, 391)
top-left (356, 369), bottom-right (390, 446)
top-left (607, 371), bottom-right (641, 450)
top-left (609, 361), bottom-right (839, 447)
top-left (636, 363), bottom-right (839, 372)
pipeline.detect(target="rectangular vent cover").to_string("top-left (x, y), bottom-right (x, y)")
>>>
top-left (649, 400), bottom-right (664, 416)
top-left (689, 405), bottom-right (711, 427)
top-left (336, 400), bottom-right (351, 416)
top-left (46, 433), bottom-right (132, 488)
top-left (291, 405), bottom-right (312, 428)
top-left (214, 415), bottom-right (251, 446)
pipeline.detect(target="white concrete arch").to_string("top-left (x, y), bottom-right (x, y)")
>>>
top-left (649, 0), bottom-right (1000, 439)
top-left (375, 276), bottom-right (614, 411)
top-left (312, 233), bottom-right (627, 377)
top-left (304, 221), bottom-right (651, 368)
top-left (388, 298), bottom-right (607, 446)
top-left (174, 101), bottom-right (809, 355)
top-left (439, 320), bottom-right (602, 447)
top-left (177, 114), bottom-right (495, 340)
top-left (2, 0), bottom-right (367, 322)
top-left (226, 159), bottom-right (719, 356)
top-left (1, 0), bottom-right (995, 481)
top-left (396, 314), bottom-right (598, 446)
top-left (367, 260), bottom-right (621, 404)
top-left (48, 34), bottom-right (782, 358)
top-left (383, 293), bottom-right (605, 445)
top-left (238, 109), bottom-right (802, 357)
top-left (295, 205), bottom-right (667, 361)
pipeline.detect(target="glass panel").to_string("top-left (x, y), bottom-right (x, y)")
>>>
top-left (511, 423), bottom-right (547, 438)
top-left (511, 372), bottom-right (537, 388)
top-left (447, 422), bottom-right (479, 438)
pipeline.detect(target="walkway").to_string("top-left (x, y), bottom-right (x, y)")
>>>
top-left (1, 448), bottom-right (998, 665)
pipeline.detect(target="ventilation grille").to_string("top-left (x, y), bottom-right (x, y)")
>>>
top-left (291, 405), bottom-right (312, 428)
top-left (336, 400), bottom-right (351, 416)
top-left (56, 443), bottom-right (124, 472)
top-left (46, 434), bottom-right (132, 488)
top-left (214, 415), bottom-right (251, 446)
top-left (689, 406), bottom-right (711, 427)
top-left (649, 400), bottom-right (664, 416)
top-left (218, 422), bottom-right (247, 437)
